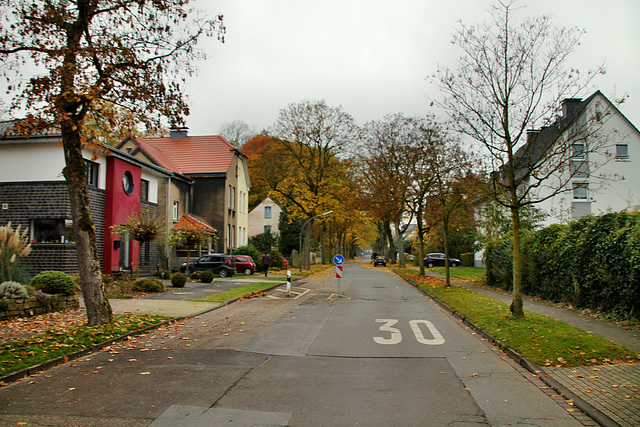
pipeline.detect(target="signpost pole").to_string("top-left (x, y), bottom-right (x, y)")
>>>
top-left (333, 254), bottom-right (344, 295)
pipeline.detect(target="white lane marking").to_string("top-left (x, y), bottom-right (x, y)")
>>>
top-left (410, 320), bottom-right (445, 345)
top-left (374, 319), bottom-right (402, 345)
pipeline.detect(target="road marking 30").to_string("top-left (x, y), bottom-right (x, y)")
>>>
top-left (374, 319), bottom-right (445, 345)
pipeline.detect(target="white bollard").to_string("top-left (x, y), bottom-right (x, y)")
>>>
top-left (286, 270), bottom-right (291, 297)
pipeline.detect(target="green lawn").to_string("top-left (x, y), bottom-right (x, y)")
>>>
top-left (393, 268), bottom-right (637, 367)
top-left (430, 266), bottom-right (486, 284)
top-left (193, 282), bottom-right (278, 303)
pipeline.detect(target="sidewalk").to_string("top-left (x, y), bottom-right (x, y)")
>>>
top-left (425, 270), bottom-right (640, 427)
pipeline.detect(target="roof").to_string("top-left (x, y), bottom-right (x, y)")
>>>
top-left (131, 135), bottom-right (238, 175)
top-left (173, 214), bottom-right (216, 231)
top-left (506, 90), bottom-right (639, 181)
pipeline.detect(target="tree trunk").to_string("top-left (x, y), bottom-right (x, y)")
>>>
top-left (443, 217), bottom-right (451, 287)
top-left (303, 219), bottom-right (314, 270)
top-left (416, 202), bottom-right (426, 275)
top-left (395, 221), bottom-right (405, 268)
top-left (385, 220), bottom-right (396, 264)
top-left (61, 126), bottom-right (113, 326)
top-left (510, 205), bottom-right (525, 318)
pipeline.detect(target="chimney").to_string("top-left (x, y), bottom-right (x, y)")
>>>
top-left (170, 127), bottom-right (189, 139)
top-left (526, 129), bottom-right (540, 144)
top-left (562, 98), bottom-right (582, 119)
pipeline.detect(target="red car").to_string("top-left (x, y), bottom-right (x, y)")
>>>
top-left (233, 255), bottom-right (256, 275)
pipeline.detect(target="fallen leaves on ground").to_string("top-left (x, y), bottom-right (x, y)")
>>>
top-left (0, 309), bottom-right (87, 344)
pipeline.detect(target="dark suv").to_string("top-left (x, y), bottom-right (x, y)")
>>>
top-left (180, 254), bottom-right (236, 277)
top-left (372, 256), bottom-right (387, 267)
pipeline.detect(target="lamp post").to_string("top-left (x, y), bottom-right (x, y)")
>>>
top-left (299, 210), bottom-right (333, 272)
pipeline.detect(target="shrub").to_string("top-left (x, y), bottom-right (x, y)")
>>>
top-left (0, 281), bottom-right (29, 299)
top-left (0, 300), bottom-right (8, 311)
top-left (30, 271), bottom-right (76, 295)
top-left (460, 252), bottom-right (474, 267)
top-left (158, 270), bottom-right (172, 280)
top-left (132, 278), bottom-right (165, 293)
top-left (190, 270), bottom-right (202, 281)
top-left (171, 272), bottom-right (187, 288)
top-left (200, 270), bottom-right (214, 283)
top-left (235, 245), bottom-right (262, 269)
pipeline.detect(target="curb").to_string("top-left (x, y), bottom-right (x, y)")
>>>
top-left (0, 280), bottom-right (291, 387)
top-left (397, 272), bottom-right (620, 427)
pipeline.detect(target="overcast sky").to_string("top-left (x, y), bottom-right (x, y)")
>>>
top-left (184, 0), bottom-right (640, 138)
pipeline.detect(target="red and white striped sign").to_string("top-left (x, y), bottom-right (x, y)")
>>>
top-left (335, 265), bottom-right (343, 279)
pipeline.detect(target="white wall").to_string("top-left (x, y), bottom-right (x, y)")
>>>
top-left (0, 143), bottom-right (66, 182)
top-left (534, 93), bottom-right (640, 226)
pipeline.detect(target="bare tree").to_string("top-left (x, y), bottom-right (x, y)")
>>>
top-left (0, 0), bottom-right (225, 325)
top-left (219, 120), bottom-right (257, 148)
top-left (432, 0), bottom-right (610, 317)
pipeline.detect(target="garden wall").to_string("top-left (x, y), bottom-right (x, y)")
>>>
top-left (0, 294), bottom-right (80, 321)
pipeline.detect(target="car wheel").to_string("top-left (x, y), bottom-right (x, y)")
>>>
top-left (219, 269), bottom-right (229, 278)
top-left (244, 268), bottom-right (253, 276)
top-left (427, 262), bottom-right (434, 268)
top-left (451, 262), bottom-right (458, 267)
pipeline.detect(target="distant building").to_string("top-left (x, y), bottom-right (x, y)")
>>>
top-left (248, 198), bottom-right (282, 237)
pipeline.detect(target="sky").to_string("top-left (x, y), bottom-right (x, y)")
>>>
top-left (184, 0), bottom-right (640, 137)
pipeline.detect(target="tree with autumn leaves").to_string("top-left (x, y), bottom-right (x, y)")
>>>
top-left (0, 0), bottom-right (225, 325)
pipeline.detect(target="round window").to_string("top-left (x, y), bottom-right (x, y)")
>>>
top-left (122, 171), bottom-right (134, 195)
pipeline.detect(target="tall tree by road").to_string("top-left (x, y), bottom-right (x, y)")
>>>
top-left (0, 0), bottom-right (225, 325)
top-left (219, 120), bottom-right (257, 149)
top-left (360, 114), bottom-right (417, 268)
top-left (432, 0), bottom-right (608, 317)
top-left (271, 100), bottom-right (358, 270)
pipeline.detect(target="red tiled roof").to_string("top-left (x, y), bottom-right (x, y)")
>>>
top-left (173, 214), bottom-right (216, 231)
top-left (137, 135), bottom-right (235, 175)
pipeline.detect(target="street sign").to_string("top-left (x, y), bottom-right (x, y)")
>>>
top-left (333, 254), bottom-right (345, 266)
top-left (335, 265), bottom-right (343, 279)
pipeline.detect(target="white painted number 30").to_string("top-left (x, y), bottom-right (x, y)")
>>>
top-left (374, 319), bottom-right (445, 346)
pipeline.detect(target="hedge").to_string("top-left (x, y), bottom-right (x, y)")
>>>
top-left (485, 211), bottom-right (640, 319)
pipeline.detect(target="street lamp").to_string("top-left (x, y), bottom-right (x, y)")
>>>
top-left (299, 210), bottom-right (333, 272)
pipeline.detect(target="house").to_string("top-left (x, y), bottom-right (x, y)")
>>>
top-left (523, 91), bottom-right (640, 225)
top-left (116, 129), bottom-right (251, 266)
top-left (248, 197), bottom-right (282, 237)
top-left (474, 91), bottom-right (640, 267)
top-left (0, 121), bottom-right (172, 276)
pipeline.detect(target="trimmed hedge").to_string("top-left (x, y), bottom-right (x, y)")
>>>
top-left (30, 271), bottom-right (76, 296)
top-left (485, 212), bottom-right (640, 319)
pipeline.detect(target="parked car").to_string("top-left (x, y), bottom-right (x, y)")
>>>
top-left (234, 255), bottom-right (256, 275)
top-left (372, 255), bottom-right (387, 267)
top-left (423, 253), bottom-right (460, 268)
top-left (180, 254), bottom-right (236, 277)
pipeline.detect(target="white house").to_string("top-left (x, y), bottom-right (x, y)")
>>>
top-left (529, 91), bottom-right (640, 225)
top-left (248, 197), bottom-right (282, 237)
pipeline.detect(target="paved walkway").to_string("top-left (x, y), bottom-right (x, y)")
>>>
top-left (426, 271), bottom-right (640, 427)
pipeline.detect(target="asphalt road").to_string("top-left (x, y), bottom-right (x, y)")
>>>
top-left (0, 261), bottom-right (584, 426)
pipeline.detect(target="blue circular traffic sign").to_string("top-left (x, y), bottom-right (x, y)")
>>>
top-left (333, 254), bottom-right (345, 266)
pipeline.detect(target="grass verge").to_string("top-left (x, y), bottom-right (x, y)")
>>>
top-left (429, 266), bottom-right (486, 284)
top-left (0, 314), bottom-right (171, 378)
top-left (193, 282), bottom-right (277, 303)
top-left (394, 268), bottom-right (637, 368)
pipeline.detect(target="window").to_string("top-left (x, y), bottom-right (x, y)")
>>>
top-left (264, 225), bottom-right (272, 234)
top-left (173, 201), bottom-right (179, 221)
top-left (573, 182), bottom-right (589, 200)
top-left (228, 185), bottom-right (232, 208)
top-left (571, 144), bottom-right (585, 159)
top-left (264, 206), bottom-right (272, 219)
top-left (31, 219), bottom-right (73, 243)
top-left (140, 179), bottom-right (149, 202)
top-left (616, 144), bottom-right (629, 159)
top-left (85, 160), bottom-right (99, 187)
